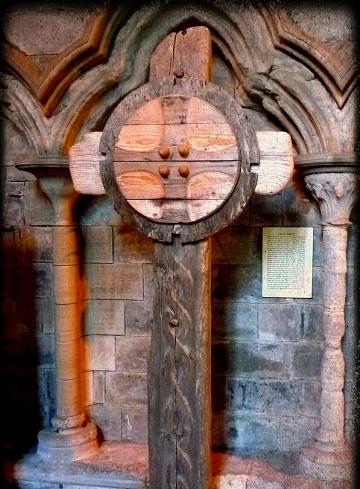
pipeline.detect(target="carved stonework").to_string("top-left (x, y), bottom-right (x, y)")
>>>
top-left (259, 6), bottom-right (358, 108)
top-left (304, 172), bottom-right (359, 224)
top-left (2, 8), bottom-right (116, 116)
top-left (2, 3), bottom-right (358, 156)
top-left (14, 160), bottom-right (99, 462)
top-left (298, 165), bottom-right (358, 481)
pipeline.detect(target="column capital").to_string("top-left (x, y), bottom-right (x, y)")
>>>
top-left (16, 158), bottom-right (79, 225)
top-left (304, 172), bottom-right (359, 225)
top-left (295, 154), bottom-right (359, 225)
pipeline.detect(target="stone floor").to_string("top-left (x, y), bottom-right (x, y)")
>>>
top-left (2, 442), bottom-right (356, 489)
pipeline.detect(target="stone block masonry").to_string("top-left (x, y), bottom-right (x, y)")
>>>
top-left (2, 120), bottom-right (357, 463)
top-left (1, 3), bottom-right (358, 486)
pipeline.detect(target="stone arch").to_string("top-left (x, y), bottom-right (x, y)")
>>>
top-left (56, 3), bottom-right (272, 154)
top-left (1, 73), bottom-right (51, 155)
top-left (2, 3), bottom-right (357, 157)
top-left (245, 68), bottom-right (340, 154)
top-left (258, 5), bottom-right (357, 109)
top-left (59, 3), bottom-right (357, 157)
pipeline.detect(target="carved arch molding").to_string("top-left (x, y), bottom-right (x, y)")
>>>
top-left (1, 2), bottom-right (358, 157)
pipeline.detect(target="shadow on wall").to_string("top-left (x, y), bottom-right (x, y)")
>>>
top-left (1, 225), bottom-right (53, 481)
top-left (349, 200), bottom-right (360, 480)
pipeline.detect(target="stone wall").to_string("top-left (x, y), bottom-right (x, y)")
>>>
top-left (1, 0), bottom-right (358, 470)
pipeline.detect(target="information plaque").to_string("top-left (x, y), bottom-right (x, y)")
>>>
top-left (262, 227), bottom-right (313, 298)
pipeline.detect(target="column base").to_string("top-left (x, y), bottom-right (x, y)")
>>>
top-left (299, 442), bottom-right (354, 482)
top-left (37, 420), bottom-right (98, 462)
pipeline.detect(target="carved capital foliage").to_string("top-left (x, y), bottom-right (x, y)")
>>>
top-left (304, 172), bottom-right (359, 225)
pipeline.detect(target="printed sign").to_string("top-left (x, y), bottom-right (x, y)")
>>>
top-left (262, 227), bottom-right (313, 298)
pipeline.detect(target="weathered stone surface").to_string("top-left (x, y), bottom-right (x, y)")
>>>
top-left (4, 10), bottom-right (93, 55)
top-left (211, 302), bottom-right (258, 339)
top-left (246, 476), bottom-right (284, 489)
top-left (292, 343), bottom-right (324, 379)
top-left (78, 195), bottom-right (124, 226)
top-left (212, 265), bottom-right (261, 303)
top-left (2, 182), bottom-right (25, 226)
top-left (16, 226), bottom-right (53, 262)
top-left (124, 300), bottom-right (153, 335)
top-left (346, 225), bottom-right (358, 266)
top-left (36, 332), bottom-right (55, 367)
top-left (93, 371), bottom-right (106, 404)
top-left (113, 226), bottom-right (153, 264)
top-left (259, 304), bottom-right (303, 341)
top-left (142, 264), bottom-right (155, 301)
top-left (249, 193), bottom-right (283, 227)
top-left (80, 226), bottom-right (113, 263)
top-left (23, 181), bottom-right (54, 225)
top-left (2, 118), bottom-right (33, 161)
top-left (286, 6), bottom-right (355, 42)
top-left (115, 336), bottom-right (150, 373)
top-left (212, 413), bottom-right (278, 451)
top-left (85, 264), bottom-right (143, 300)
top-left (241, 380), bottom-right (303, 416)
top-left (82, 370), bottom-right (105, 406)
top-left (106, 372), bottom-right (147, 405)
top-left (282, 181), bottom-right (322, 227)
top-left (343, 380), bottom-right (356, 441)
top-left (83, 335), bottom-right (116, 371)
top-left (121, 405), bottom-right (148, 442)
top-left (212, 341), bottom-right (291, 378)
top-left (83, 299), bottom-right (125, 336)
top-left (276, 415), bottom-right (321, 451)
top-left (211, 227), bottom-right (261, 265)
top-left (40, 298), bottom-right (55, 333)
top-left (301, 380), bottom-right (322, 418)
top-left (85, 404), bottom-right (123, 441)
top-left (301, 305), bottom-right (324, 341)
top-left (311, 227), bottom-right (322, 267)
top-left (212, 474), bottom-right (248, 489)
top-left (345, 266), bottom-right (357, 306)
top-left (43, 367), bottom-right (56, 404)
top-left (343, 306), bottom-right (357, 382)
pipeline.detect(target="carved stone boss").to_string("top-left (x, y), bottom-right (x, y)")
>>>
top-left (69, 27), bottom-right (293, 488)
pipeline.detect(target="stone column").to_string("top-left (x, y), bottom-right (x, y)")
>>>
top-left (298, 168), bottom-right (358, 481)
top-left (16, 160), bottom-right (98, 462)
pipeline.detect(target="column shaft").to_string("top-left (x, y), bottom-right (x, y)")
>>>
top-left (36, 174), bottom-right (98, 462)
top-left (298, 171), bottom-right (358, 481)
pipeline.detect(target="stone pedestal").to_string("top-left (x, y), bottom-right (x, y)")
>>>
top-left (296, 161), bottom-right (359, 482)
top-left (16, 159), bottom-right (98, 462)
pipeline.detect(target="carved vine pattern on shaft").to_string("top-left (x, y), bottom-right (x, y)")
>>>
top-left (154, 241), bottom-right (197, 489)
